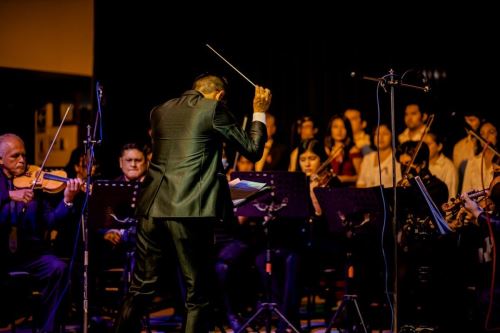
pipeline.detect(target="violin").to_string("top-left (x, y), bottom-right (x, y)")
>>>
top-left (311, 144), bottom-right (343, 187)
top-left (442, 189), bottom-right (489, 214)
top-left (442, 189), bottom-right (489, 229)
top-left (13, 165), bottom-right (76, 193)
top-left (398, 114), bottom-right (435, 187)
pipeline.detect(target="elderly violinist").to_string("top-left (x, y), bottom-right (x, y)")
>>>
top-left (0, 133), bottom-right (83, 333)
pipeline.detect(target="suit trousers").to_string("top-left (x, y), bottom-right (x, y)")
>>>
top-left (114, 216), bottom-right (215, 333)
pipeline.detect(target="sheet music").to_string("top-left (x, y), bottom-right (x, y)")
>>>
top-left (229, 178), bottom-right (268, 206)
top-left (414, 176), bottom-right (452, 235)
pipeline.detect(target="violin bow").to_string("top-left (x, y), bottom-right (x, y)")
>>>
top-left (311, 144), bottom-right (344, 182)
top-left (205, 44), bottom-right (256, 87)
top-left (403, 114), bottom-right (435, 177)
top-left (31, 104), bottom-right (73, 190)
top-left (465, 127), bottom-right (500, 158)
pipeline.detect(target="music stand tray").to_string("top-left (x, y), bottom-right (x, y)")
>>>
top-left (229, 171), bottom-right (309, 333)
top-left (88, 180), bottom-right (141, 231)
top-left (231, 171), bottom-right (309, 219)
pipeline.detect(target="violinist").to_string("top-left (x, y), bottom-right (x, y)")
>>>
top-left (395, 140), bottom-right (459, 330)
top-left (396, 140), bottom-right (448, 204)
top-left (459, 158), bottom-right (500, 328)
top-left (0, 133), bottom-right (83, 333)
top-left (324, 114), bottom-right (362, 186)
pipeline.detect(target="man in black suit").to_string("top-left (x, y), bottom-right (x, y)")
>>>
top-left (114, 74), bottom-right (271, 333)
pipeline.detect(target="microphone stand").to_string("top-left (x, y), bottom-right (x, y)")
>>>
top-left (356, 69), bottom-right (429, 333)
top-left (81, 82), bottom-right (103, 333)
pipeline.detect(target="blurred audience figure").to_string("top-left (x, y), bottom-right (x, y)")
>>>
top-left (357, 124), bottom-right (401, 188)
top-left (289, 116), bottom-right (318, 172)
top-left (255, 113), bottom-right (289, 171)
top-left (324, 114), bottom-right (362, 186)
top-left (462, 121), bottom-right (498, 193)
top-left (398, 103), bottom-right (428, 144)
top-left (424, 132), bottom-right (458, 199)
top-left (344, 108), bottom-right (372, 156)
top-left (453, 111), bottom-right (482, 189)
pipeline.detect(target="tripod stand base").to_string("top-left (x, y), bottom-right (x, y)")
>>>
top-left (325, 294), bottom-right (368, 333)
top-left (236, 302), bottom-right (301, 333)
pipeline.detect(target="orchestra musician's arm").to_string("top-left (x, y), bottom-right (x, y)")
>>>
top-left (460, 190), bottom-right (500, 228)
top-left (309, 178), bottom-right (322, 216)
top-left (42, 178), bottom-right (82, 229)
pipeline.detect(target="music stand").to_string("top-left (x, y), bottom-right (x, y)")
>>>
top-left (88, 180), bottom-right (141, 297)
top-left (314, 186), bottom-right (385, 333)
top-left (230, 171), bottom-right (309, 333)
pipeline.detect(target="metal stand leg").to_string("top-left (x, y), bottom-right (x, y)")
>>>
top-left (325, 294), bottom-right (368, 333)
top-left (236, 302), bottom-right (301, 333)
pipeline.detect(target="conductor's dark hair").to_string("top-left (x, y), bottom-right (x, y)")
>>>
top-left (193, 73), bottom-right (228, 94)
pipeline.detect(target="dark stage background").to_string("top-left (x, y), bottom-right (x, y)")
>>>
top-left (2, 4), bottom-right (498, 178)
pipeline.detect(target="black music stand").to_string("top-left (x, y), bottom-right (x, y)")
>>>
top-left (314, 186), bottom-right (385, 333)
top-left (88, 180), bottom-right (141, 299)
top-left (230, 171), bottom-right (309, 333)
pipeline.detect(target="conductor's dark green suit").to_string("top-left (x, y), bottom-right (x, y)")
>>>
top-left (114, 90), bottom-right (267, 333)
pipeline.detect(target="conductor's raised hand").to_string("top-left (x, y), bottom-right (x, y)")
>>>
top-left (253, 85), bottom-right (272, 113)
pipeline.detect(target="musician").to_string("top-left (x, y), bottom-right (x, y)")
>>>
top-left (459, 160), bottom-right (500, 329)
top-left (215, 154), bottom-right (255, 332)
top-left (252, 139), bottom-right (324, 333)
top-left (356, 123), bottom-right (402, 188)
top-left (0, 133), bottom-right (82, 333)
top-left (452, 111), bottom-right (482, 178)
top-left (324, 114), bottom-right (362, 186)
top-left (344, 108), bottom-right (372, 156)
top-left (114, 74), bottom-right (270, 333)
top-left (288, 115), bottom-right (318, 172)
top-left (103, 143), bottom-right (148, 246)
top-left (255, 113), bottom-right (289, 172)
top-left (396, 141), bottom-right (459, 330)
top-left (462, 121), bottom-right (498, 193)
top-left (423, 131), bottom-right (458, 199)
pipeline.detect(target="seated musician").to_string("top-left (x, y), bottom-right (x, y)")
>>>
top-left (0, 133), bottom-right (82, 333)
top-left (102, 143), bottom-right (148, 246)
top-left (458, 157), bottom-right (500, 329)
top-left (323, 114), bottom-right (362, 186)
top-left (356, 123), bottom-right (402, 188)
top-left (395, 140), bottom-right (462, 331)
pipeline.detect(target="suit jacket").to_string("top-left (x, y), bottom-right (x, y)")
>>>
top-left (136, 90), bottom-right (267, 219)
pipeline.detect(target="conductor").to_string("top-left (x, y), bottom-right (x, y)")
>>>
top-left (114, 74), bottom-right (271, 333)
